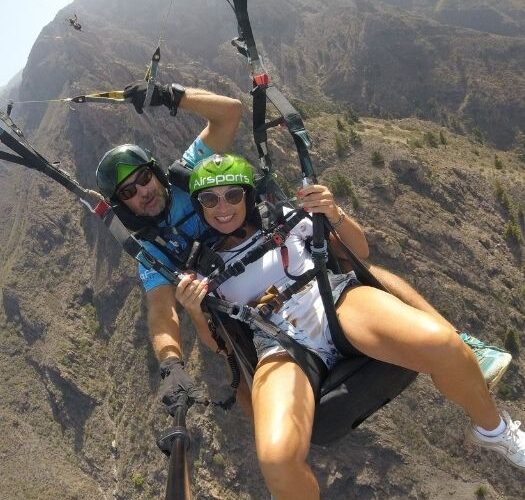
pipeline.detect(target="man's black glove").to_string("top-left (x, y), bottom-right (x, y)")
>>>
top-left (159, 357), bottom-right (207, 416)
top-left (123, 81), bottom-right (173, 114)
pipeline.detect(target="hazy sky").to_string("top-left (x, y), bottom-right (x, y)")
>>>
top-left (1, 0), bottom-right (74, 87)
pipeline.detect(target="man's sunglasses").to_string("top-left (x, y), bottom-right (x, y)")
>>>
top-left (116, 166), bottom-right (153, 200)
top-left (197, 187), bottom-right (245, 209)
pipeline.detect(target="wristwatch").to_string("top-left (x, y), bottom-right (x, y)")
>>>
top-left (169, 83), bottom-right (186, 117)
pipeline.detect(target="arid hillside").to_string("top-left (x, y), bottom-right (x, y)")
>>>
top-left (0, 1), bottom-right (523, 498)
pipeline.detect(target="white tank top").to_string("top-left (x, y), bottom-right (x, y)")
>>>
top-left (215, 213), bottom-right (314, 302)
top-left (215, 212), bottom-right (341, 367)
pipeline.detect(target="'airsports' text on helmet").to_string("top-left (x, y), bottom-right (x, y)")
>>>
top-left (96, 144), bottom-right (167, 200)
top-left (189, 154), bottom-right (259, 227)
top-left (189, 154), bottom-right (255, 195)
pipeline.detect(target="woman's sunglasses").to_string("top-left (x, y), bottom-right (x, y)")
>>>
top-left (197, 187), bottom-right (245, 209)
top-left (116, 165), bottom-right (153, 200)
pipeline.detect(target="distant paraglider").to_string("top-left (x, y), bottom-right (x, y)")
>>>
top-left (67, 14), bottom-right (82, 32)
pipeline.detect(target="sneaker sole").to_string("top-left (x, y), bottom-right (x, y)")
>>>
top-left (486, 353), bottom-right (512, 392)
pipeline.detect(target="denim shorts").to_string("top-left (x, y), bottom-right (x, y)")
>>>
top-left (253, 271), bottom-right (361, 368)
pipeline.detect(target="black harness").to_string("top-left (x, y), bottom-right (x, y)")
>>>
top-left (225, 0), bottom-right (417, 443)
top-left (205, 208), bottom-right (306, 289)
top-left (229, 0), bottom-right (381, 358)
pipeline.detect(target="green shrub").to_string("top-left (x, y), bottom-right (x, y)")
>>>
top-left (328, 173), bottom-right (353, 197)
top-left (494, 180), bottom-right (504, 201)
top-left (409, 138), bottom-right (423, 149)
top-left (439, 130), bottom-right (447, 145)
top-left (212, 453), bottom-right (226, 467)
top-left (132, 472), bottom-right (145, 488)
top-left (290, 99), bottom-right (309, 119)
top-left (497, 382), bottom-right (512, 399)
top-left (503, 220), bottom-right (522, 243)
top-left (335, 133), bottom-right (346, 158)
top-left (326, 174), bottom-right (359, 209)
top-left (504, 329), bottom-right (520, 356)
top-left (472, 127), bottom-right (484, 144)
top-left (494, 155), bottom-right (504, 170)
top-left (84, 304), bottom-right (101, 335)
top-left (193, 458), bottom-right (203, 470)
top-left (500, 192), bottom-right (513, 214)
top-left (344, 105), bottom-right (359, 124)
top-left (475, 484), bottom-right (488, 498)
top-left (424, 131), bottom-right (439, 148)
top-left (515, 131), bottom-right (525, 162)
top-left (336, 118), bottom-right (346, 131)
top-left (371, 151), bottom-right (385, 167)
top-left (349, 128), bottom-right (362, 146)
top-left (495, 184), bottom-right (521, 223)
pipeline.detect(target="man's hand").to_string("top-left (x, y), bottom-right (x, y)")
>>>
top-left (123, 81), bottom-right (171, 114)
top-left (159, 357), bottom-right (207, 415)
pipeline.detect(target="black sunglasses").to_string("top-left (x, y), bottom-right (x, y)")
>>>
top-left (197, 187), bottom-right (245, 209)
top-left (116, 166), bottom-right (153, 200)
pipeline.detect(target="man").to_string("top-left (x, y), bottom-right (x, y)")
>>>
top-left (96, 81), bottom-right (243, 405)
top-left (95, 81), bottom-right (511, 410)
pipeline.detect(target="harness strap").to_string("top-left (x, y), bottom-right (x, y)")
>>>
top-left (0, 111), bottom-right (89, 199)
top-left (217, 300), bottom-right (327, 399)
top-left (230, 1), bottom-right (354, 361)
top-left (135, 211), bottom-right (222, 276)
top-left (252, 269), bottom-right (318, 318)
top-left (207, 208), bottom-right (307, 291)
top-left (206, 315), bottom-right (240, 410)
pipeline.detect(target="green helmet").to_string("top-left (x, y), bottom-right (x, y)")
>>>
top-left (189, 154), bottom-right (255, 196)
top-left (96, 144), bottom-right (156, 199)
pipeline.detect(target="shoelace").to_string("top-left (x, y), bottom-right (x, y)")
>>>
top-left (462, 334), bottom-right (507, 355)
top-left (503, 419), bottom-right (524, 453)
top-left (461, 334), bottom-right (483, 346)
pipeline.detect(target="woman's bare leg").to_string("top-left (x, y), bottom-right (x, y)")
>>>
top-left (251, 355), bottom-right (319, 500)
top-left (236, 373), bottom-right (253, 421)
top-left (368, 264), bottom-right (455, 329)
top-left (337, 286), bottom-right (500, 430)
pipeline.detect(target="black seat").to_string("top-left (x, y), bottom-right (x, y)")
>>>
top-left (213, 312), bottom-right (417, 446)
top-left (312, 357), bottom-right (417, 445)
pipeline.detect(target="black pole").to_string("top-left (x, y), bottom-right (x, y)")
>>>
top-left (158, 395), bottom-right (191, 500)
top-left (165, 430), bottom-right (189, 500)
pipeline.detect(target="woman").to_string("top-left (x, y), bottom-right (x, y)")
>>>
top-left (176, 154), bottom-right (524, 499)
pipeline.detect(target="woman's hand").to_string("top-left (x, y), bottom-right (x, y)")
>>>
top-left (297, 184), bottom-right (340, 223)
top-left (298, 183), bottom-right (369, 259)
top-left (175, 274), bottom-right (208, 316)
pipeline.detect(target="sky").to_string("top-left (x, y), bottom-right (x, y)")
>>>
top-left (1, 0), bottom-right (75, 87)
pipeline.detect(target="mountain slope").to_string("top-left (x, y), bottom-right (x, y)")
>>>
top-left (0, 1), bottom-right (523, 498)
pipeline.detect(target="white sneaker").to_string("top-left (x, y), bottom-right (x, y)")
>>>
top-left (468, 411), bottom-right (525, 469)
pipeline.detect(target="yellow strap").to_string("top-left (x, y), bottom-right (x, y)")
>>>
top-left (69, 90), bottom-right (127, 104)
